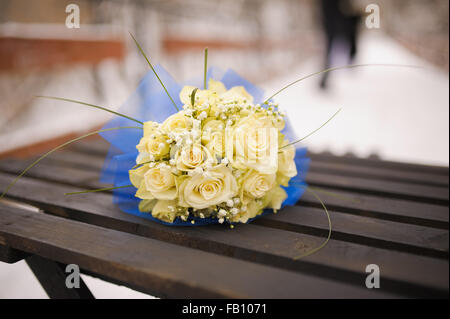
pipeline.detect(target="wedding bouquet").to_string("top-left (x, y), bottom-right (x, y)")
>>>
top-left (125, 79), bottom-right (302, 225)
top-left (99, 59), bottom-right (310, 226)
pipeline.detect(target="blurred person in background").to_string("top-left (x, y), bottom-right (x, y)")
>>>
top-left (319, 0), bottom-right (362, 89)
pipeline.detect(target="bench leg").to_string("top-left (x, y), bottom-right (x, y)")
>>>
top-left (26, 255), bottom-right (94, 299)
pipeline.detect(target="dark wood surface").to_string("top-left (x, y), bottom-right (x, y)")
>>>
top-left (0, 138), bottom-right (448, 298)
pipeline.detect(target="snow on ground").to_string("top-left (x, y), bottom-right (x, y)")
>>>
top-left (261, 33), bottom-right (449, 166)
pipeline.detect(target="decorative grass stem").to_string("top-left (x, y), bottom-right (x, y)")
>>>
top-left (280, 108), bottom-right (342, 149)
top-left (293, 185), bottom-right (332, 260)
top-left (36, 96), bottom-right (143, 125)
top-left (0, 126), bottom-right (142, 200)
top-left (129, 32), bottom-right (179, 112)
top-left (264, 63), bottom-right (422, 103)
top-left (65, 185), bottom-right (133, 195)
top-left (204, 47), bottom-right (208, 89)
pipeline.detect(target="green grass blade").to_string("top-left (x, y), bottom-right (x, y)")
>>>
top-left (293, 185), bottom-right (332, 260)
top-left (129, 32), bottom-right (179, 111)
top-left (264, 63), bottom-right (422, 103)
top-left (280, 108), bottom-right (342, 149)
top-left (0, 126), bottom-right (142, 200)
top-left (191, 88), bottom-right (198, 107)
top-left (36, 96), bottom-right (143, 125)
top-left (65, 185), bottom-right (133, 195)
top-left (204, 47), bottom-right (208, 89)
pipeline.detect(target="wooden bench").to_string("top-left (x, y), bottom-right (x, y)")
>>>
top-left (0, 139), bottom-right (448, 298)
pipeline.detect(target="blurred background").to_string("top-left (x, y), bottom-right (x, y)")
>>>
top-left (0, 0), bottom-right (448, 298)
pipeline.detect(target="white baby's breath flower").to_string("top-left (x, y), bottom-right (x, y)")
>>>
top-left (198, 111), bottom-right (207, 120)
top-left (218, 218), bottom-right (224, 224)
top-left (218, 209), bottom-right (227, 217)
top-left (193, 119), bottom-right (201, 129)
top-left (226, 199), bottom-right (234, 207)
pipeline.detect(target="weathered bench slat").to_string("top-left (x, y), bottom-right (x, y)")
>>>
top-left (0, 169), bottom-right (447, 254)
top-left (0, 205), bottom-right (396, 298)
top-left (299, 190), bottom-right (448, 229)
top-left (31, 147), bottom-right (450, 203)
top-left (260, 206), bottom-right (448, 257)
top-left (4, 154), bottom-right (447, 205)
top-left (0, 165), bottom-right (447, 257)
top-left (1, 157), bottom-right (448, 228)
top-left (308, 152), bottom-right (449, 176)
top-left (307, 171), bottom-right (448, 204)
top-left (309, 161), bottom-right (449, 188)
top-left (0, 173), bottom-right (447, 296)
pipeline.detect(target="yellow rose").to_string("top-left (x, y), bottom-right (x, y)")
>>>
top-left (179, 166), bottom-right (238, 209)
top-left (175, 143), bottom-right (214, 172)
top-left (134, 166), bottom-right (178, 200)
top-left (161, 111), bottom-right (192, 133)
top-left (208, 79), bottom-right (226, 95)
top-left (277, 141), bottom-right (297, 186)
top-left (226, 115), bottom-right (278, 174)
top-left (241, 170), bottom-right (276, 203)
top-left (179, 84), bottom-right (220, 108)
top-left (136, 135), bottom-right (170, 162)
top-left (230, 200), bottom-right (264, 223)
top-left (151, 199), bottom-right (178, 223)
top-left (220, 86), bottom-right (253, 104)
top-left (179, 86), bottom-right (197, 105)
top-left (129, 165), bottom-right (147, 189)
top-left (202, 119), bottom-right (225, 157)
top-left (142, 121), bottom-right (159, 137)
top-left (266, 186), bottom-right (287, 211)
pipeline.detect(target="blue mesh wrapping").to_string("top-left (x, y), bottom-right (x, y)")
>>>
top-left (99, 66), bottom-right (309, 226)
